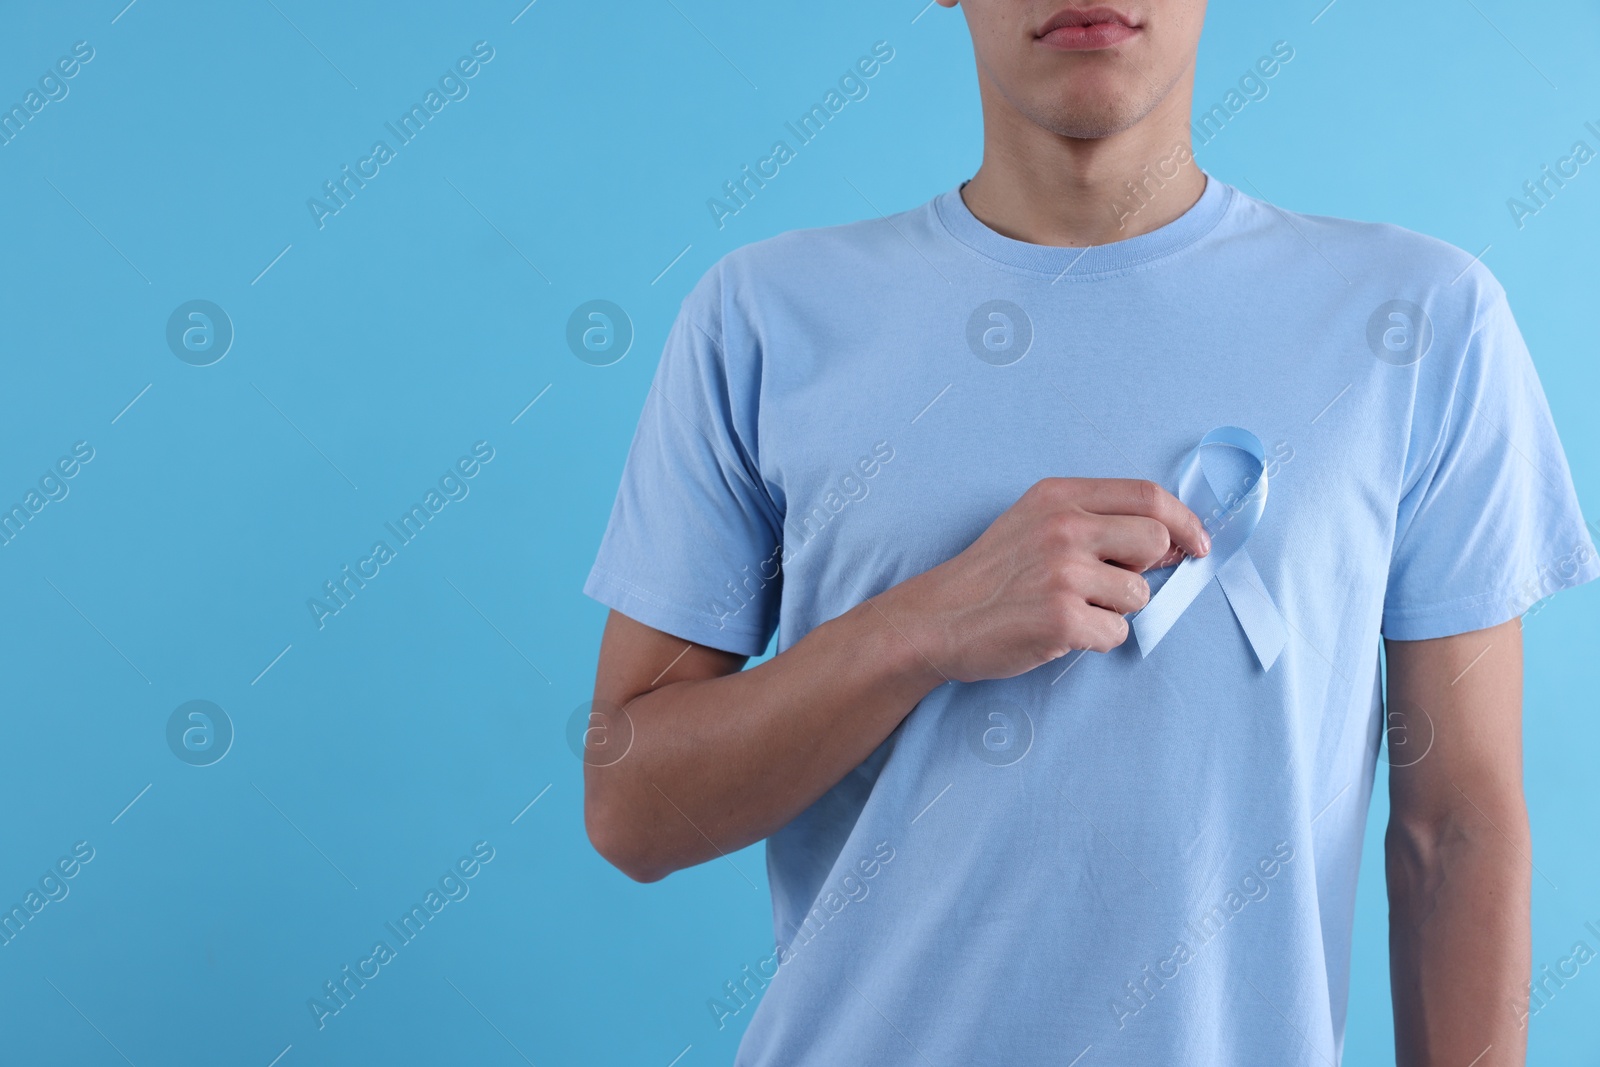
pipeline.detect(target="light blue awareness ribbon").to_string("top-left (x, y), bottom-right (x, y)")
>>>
top-left (1130, 426), bottom-right (1288, 671)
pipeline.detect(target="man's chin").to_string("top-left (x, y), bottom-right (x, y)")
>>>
top-left (1033, 100), bottom-right (1151, 141)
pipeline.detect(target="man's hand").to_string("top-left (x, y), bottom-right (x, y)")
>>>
top-left (882, 477), bottom-right (1211, 683)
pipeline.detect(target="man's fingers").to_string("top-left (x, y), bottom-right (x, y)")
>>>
top-left (1150, 544), bottom-right (1186, 570)
top-left (1073, 604), bottom-right (1133, 653)
top-left (1077, 478), bottom-right (1210, 559)
top-left (1081, 560), bottom-right (1151, 616)
top-left (1090, 515), bottom-right (1172, 572)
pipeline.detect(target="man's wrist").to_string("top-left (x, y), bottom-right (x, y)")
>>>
top-left (851, 575), bottom-right (952, 692)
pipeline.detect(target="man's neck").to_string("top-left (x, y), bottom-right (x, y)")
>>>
top-left (958, 88), bottom-right (1204, 248)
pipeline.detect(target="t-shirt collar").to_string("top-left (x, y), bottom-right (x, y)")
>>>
top-left (933, 170), bottom-right (1232, 279)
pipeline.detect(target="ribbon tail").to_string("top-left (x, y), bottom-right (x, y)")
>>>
top-left (1131, 552), bottom-right (1221, 657)
top-left (1216, 551), bottom-right (1288, 671)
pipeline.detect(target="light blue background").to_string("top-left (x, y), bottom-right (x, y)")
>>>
top-left (1, 1), bottom-right (1596, 1063)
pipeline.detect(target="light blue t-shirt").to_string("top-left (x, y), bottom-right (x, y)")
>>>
top-left (584, 173), bottom-right (1598, 1066)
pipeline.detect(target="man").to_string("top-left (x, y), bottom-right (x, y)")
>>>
top-left (582, 2), bottom-right (1597, 1064)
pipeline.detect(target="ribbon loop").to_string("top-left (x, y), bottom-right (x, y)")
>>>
top-left (1130, 427), bottom-right (1287, 671)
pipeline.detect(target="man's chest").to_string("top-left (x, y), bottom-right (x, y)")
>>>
top-left (750, 298), bottom-right (1413, 654)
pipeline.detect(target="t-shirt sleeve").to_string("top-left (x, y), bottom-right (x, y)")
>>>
top-left (583, 274), bottom-right (783, 657)
top-left (1381, 279), bottom-right (1598, 640)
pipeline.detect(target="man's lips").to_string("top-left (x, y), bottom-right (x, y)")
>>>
top-left (1035, 6), bottom-right (1140, 50)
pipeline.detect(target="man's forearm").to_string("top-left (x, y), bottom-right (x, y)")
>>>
top-left (585, 588), bottom-right (947, 882)
top-left (1385, 622), bottom-right (1530, 1066)
top-left (1387, 803), bottom-right (1531, 1065)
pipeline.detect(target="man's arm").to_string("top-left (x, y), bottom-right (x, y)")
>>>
top-left (583, 478), bottom-right (1210, 882)
top-left (1385, 618), bottom-right (1529, 1066)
